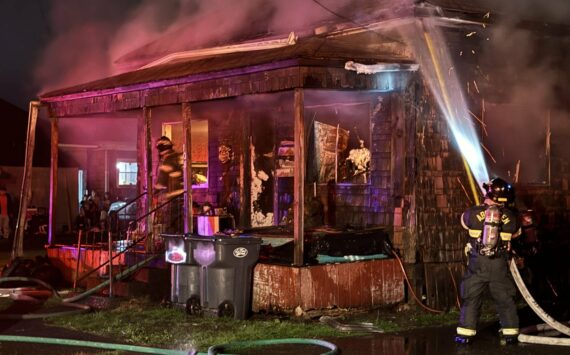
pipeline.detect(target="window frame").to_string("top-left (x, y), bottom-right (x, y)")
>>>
top-left (116, 159), bottom-right (138, 187)
top-left (162, 121), bottom-right (209, 189)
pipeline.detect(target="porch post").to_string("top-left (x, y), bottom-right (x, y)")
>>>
top-left (48, 114), bottom-right (59, 246)
top-left (12, 101), bottom-right (40, 258)
top-left (239, 111), bottom-right (251, 228)
top-left (182, 103), bottom-right (193, 234)
top-left (293, 89), bottom-right (305, 266)
top-left (143, 107), bottom-right (154, 251)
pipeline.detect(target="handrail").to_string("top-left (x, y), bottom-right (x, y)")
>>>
top-left (133, 191), bottom-right (184, 225)
top-left (109, 190), bottom-right (148, 238)
top-left (75, 192), bottom-right (183, 283)
top-left (114, 190), bottom-right (148, 214)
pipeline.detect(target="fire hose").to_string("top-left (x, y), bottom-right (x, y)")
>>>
top-left (0, 335), bottom-right (338, 355)
top-left (0, 254), bottom-right (158, 319)
top-left (509, 258), bottom-right (570, 346)
top-left (0, 258), bottom-right (339, 354)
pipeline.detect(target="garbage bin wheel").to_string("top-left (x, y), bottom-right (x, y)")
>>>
top-left (186, 296), bottom-right (202, 316)
top-left (218, 301), bottom-right (234, 318)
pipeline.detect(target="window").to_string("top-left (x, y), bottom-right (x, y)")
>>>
top-left (162, 120), bottom-right (208, 188)
top-left (306, 101), bottom-right (371, 185)
top-left (116, 160), bottom-right (137, 186)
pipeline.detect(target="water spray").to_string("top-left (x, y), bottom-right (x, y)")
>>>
top-left (406, 17), bottom-right (489, 202)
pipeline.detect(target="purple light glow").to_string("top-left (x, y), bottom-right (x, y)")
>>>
top-left (194, 242), bottom-right (215, 266)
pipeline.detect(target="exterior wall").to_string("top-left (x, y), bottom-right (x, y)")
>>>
top-left (252, 259), bottom-right (404, 312)
top-left (396, 77), bottom-right (471, 265)
top-left (390, 76), bottom-right (473, 309)
top-left (86, 149), bottom-right (137, 201)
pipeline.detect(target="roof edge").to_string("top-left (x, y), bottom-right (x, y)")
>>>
top-left (40, 59), bottom-right (302, 103)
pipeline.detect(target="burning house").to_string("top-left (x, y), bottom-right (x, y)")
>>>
top-left (20, 0), bottom-right (570, 313)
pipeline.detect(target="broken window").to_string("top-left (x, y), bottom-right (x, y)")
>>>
top-left (306, 99), bottom-right (371, 185)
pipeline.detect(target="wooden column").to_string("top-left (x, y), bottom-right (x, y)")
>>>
top-left (12, 101), bottom-right (40, 258)
top-left (293, 89), bottom-right (305, 266)
top-left (182, 103), bottom-right (193, 234)
top-left (143, 107), bottom-right (154, 251)
top-left (239, 110), bottom-right (251, 228)
top-left (48, 114), bottom-right (59, 246)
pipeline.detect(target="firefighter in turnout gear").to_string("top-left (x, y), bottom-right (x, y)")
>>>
top-left (155, 136), bottom-right (184, 233)
top-left (455, 178), bottom-right (522, 345)
top-left (155, 136), bottom-right (184, 198)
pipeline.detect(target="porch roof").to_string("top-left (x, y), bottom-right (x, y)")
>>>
top-left (40, 30), bottom-right (413, 102)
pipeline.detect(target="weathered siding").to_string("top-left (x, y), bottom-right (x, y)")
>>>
top-left (252, 259), bottom-right (404, 312)
top-left (44, 67), bottom-right (410, 118)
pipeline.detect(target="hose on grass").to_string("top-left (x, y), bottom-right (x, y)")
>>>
top-left (0, 276), bottom-right (90, 319)
top-left (0, 335), bottom-right (196, 355)
top-left (0, 265), bottom-right (339, 354)
top-left (207, 337), bottom-right (339, 355)
top-left (0, 335), bottom-right (340, 355)
top-left (0, 255), bottom-right (157, 319)
top-left (509, 258), bottom-right (570, 346)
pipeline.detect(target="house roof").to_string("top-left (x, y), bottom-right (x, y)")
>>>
top-left (40, 29), bottom-right (413, 100)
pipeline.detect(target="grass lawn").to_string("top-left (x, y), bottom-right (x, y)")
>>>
top-left (43, 297), bottom-right (502, 352)
top-left (46, 298), bottom-right (347, 352)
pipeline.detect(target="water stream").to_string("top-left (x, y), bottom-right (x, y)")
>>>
top-left (403, 17), bottom-right (489, 193)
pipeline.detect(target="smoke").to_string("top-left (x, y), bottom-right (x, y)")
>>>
top-left (35, 0), bottom-right (356, 94)
top-left (471, 1), bottom-right (570, 183)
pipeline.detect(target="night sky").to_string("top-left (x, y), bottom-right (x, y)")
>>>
top-left (0, 1), bottom-right (50, 109)
top-left (0, 0), bottom-right (158, 110)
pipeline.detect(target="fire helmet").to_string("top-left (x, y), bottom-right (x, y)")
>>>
top-left (482, 177), bottom-right (515, 204)
top-left (156, 136), bottom-right (173, 152)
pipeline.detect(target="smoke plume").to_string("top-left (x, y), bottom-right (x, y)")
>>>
top-left (35, 0), bottom-right (356, 94)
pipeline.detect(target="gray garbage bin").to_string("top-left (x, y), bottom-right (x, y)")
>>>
top-left (163, 234), bottom-right (201, 315)
top-left (188, 235), bottom-right (262, 320)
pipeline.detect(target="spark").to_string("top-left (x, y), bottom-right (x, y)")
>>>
top-left (473, 80), bottom-right (480, 93)
top-left (471, 49), bottom-right (476, 54)
top-left (481, 99), bottom-right (487, 136)
top-left (466, 32), bottom-right (476, 37)
top-left (480, 142), bottom-right (496, 163)
top-left (456, 177), bottom-right (473, 204)
top-left (468, 110), bottom-right (488, 136)
top-left (484, 12), bottom-right (490, 18)
top-left (460, 51), bottom-right (463, 56)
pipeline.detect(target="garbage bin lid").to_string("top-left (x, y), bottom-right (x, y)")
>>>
top-left (187, 235), bottom-right (262, 245)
